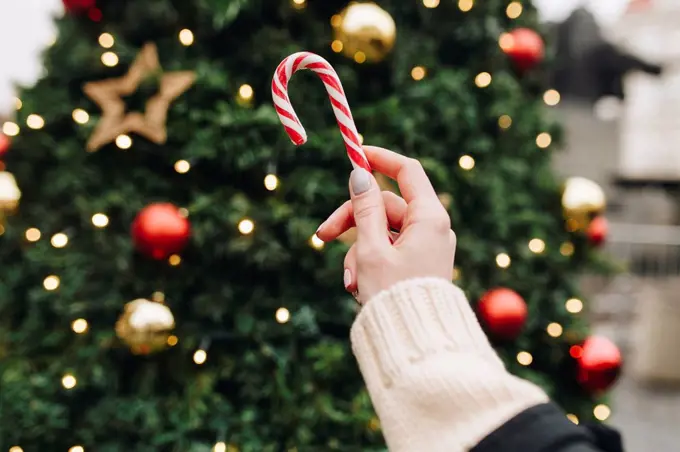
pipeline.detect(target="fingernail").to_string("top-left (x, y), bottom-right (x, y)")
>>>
top-left (343, 269), bottom-right (352, 288)
top-left (350, 169), bottom-right (371, 195)
top-left (316, 221), bottom-right (326, 233)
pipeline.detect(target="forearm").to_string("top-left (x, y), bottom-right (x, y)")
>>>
top-left (350, 278), bottom-right (549, 452)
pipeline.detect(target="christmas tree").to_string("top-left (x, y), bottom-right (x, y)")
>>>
top-left (0, 0), bottom-right (617, 450)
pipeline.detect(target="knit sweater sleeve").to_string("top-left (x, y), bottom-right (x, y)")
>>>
top-left (350, 278), bottom-right (549, 452)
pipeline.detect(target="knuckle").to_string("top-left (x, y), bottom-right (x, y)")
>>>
top-left (449, 230), bottom-right (457, 247)
top-left (352, 201), bottom-right (378, 221)
top-left (406, 158), bottom-right (424, 173)
top-left (421, 205), bottom-right (451, 233)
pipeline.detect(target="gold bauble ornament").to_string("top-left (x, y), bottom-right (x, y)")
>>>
top-left (115, 298), bottom-right (175, 355)
top-left (0, 171), bottom-right (21, 216)
top-left (561, 177), bottom-right (606, 232)
top-left (333, 2), bottom-right (396, 63)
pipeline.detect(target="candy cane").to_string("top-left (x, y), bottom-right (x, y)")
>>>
top-left (271, 52), bottom-right (371, 172)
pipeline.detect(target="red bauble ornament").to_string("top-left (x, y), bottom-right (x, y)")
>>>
top-left (131, 203), bottom-right (190, 260)
top-left (477, 288), bottom-right (528, 340)
top-left (0, 133), bottom-right (10, 156)
top-left (574, 336), bottom-right (622, 394)
top-left (587, 216), bottom-right (608, 246)
top-left (501, 28), bottom-right (545, 71)
top-left (62, 0), bottom-right (95, 13)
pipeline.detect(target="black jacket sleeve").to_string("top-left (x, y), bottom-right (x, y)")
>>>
top-left (471, 403), bottom-right (622, 452)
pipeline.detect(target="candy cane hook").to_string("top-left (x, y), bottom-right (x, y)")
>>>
top-left (271, 52), bottom-right (371, 172)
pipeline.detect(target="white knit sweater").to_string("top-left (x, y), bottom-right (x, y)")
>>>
top-left (351, 278), bottom-right (549, 452)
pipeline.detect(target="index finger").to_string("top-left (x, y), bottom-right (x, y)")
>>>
top-left (363, 145), bottom-right (439, 204)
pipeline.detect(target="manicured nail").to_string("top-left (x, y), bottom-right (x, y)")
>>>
top-left (350, 169), bottom-right (371, 195)
top-left (316, 221), bottom-right (326, 234)
top-left (343, 269), bottom-right (352, 288)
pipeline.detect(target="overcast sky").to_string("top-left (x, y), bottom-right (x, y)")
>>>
top-left (0, 0), bottom-right (631, 114)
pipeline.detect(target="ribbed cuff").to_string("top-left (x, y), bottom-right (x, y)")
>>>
top-left (350, 278), bottom-right (549, 451)
top-left (351, 278), bottom-right (503, 390)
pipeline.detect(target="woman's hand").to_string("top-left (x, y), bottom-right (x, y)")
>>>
top-left (316, 146), bottom-right (456, 303)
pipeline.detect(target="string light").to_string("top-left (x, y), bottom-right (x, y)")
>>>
top-left (174, 160), bottom-right (191, 173)
top-left (546, 322), bottom-right (563, 338)
top-left (475, 72), bottom-right (492, 88)
top-left (565, 298), bottom-right (583, 314)
top-left (544, 89), bottom-right (561, 106)
top-left (309, 234), bottom-right (324, 250)
top-left (115, 134), bottom-right (132, 149)
top-left (101, 51), bottom-right (119, 67)
top-left (593, 404), bottom-right (611, 421)
top-left (92, 213), bottom-right (109, 228)
top-left (358, 133), bottom-right (364, 144)
top-left (566, 414), bottom-right (579, 425)
top-left (238, 84), bottom-right (254, 100)
top-left (169, 254), bottom-right (181, 266)
top-left (179, 29), bottom-right (194, 46)
top-left (72, 108), bottom-right (90, 124)
top-left (9, 446), bottom-right (23, 452)
top-left (167, 335), bottom-right (179, 346)
top-left (536, 132), bottom-right (552, 149)
top-left (528, 238), bottom-right (545, 254)
top-left (498, 115), bottom-right (512, 129)
top-left (495, 253), bottom-right (511, 268)
top-left (498, 33), bottom-right (514, 52)
top-left (178, 208), bottom-right (189, 217)
top-left (26, 114), bottom-right (45, 130)
top-left (25, 227), bottom-right (41, 242)
top-left (51, 233), bottom-right (68, 248)
top-left (62, 374), bottom-right (77, 389)
top-left (423, 0), bottom-right (440, 8)
top-left (506, 2), bottom-right (523, 19)
top-left (452, 267), bottom-right (461, 281)
top-left (331, 40), bottom-right (343, 53)
top-left (354, 51), bottom-right (367, 64)
top-left (238, 219), bottom-right (254, 235)
top-left (276, 307), bottom-right (290, 323)
top-left (214, 443), bottom-right (227, 452)
top-left (72, 318), bottom-right (88, 334)
top-left (411, 66), bottom-right (426, 81)
top-left (458, 155), bottom-right (475, 170)
top-left (292, 0), bottom-right (306, 9)
top-left (560, 242), bottom-right (574, 256)
top-left (193, 349), bottom-right (207, 364)
top-left (98, 32), bottom-right (114, 48)
top-left (14, 97), bottom-right (22, 110)
top-left (516, 351), bottom-right (533, 366)
top-left (264, 174), bottom-right (279, 191)
top-left (43, 275), bottom-right (60, 291)
top-left (69, 446), bottom-right (84, 452)
top-left (330, 14), bottom-right (342, 27)
top-left (2, 121), bottom-right (19, 136)
top-left (458, 0), bottom-right (473, 12)
top-left (151, 291), bottom-right (165, 302)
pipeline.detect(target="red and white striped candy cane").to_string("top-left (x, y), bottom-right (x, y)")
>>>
top-left (271, 52), bottom-right (371, 172)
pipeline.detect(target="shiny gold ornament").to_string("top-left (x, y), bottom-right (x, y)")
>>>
top-left (115, 298), bottom-right (175, 355)
top-left (0, 171), bottom-right (21, 216)
top-left (561, 177), bottom-right (606, 232)
top-left (332, 2), bottom-right (397, 63)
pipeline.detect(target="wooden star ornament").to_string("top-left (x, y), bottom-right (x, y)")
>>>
top-left (83, 43), bottom-right (196, 152)
top-left (338, 173), bottom-right (453, 245)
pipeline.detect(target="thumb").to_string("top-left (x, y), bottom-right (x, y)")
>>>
top-left (349, 168), bottom-right (389, 246)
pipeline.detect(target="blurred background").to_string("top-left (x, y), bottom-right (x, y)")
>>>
top-left (2, 0), bottom-right (680, 450)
